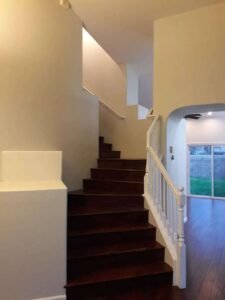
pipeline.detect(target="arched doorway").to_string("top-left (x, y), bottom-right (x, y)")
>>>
top-left (165, 103), bottom-right (225, 299)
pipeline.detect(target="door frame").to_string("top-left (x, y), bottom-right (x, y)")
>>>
top-left (187, 142), bottom-right (225, 200)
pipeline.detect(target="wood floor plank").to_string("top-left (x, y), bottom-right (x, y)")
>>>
top-left (90, 197), bottom-right (225, 299)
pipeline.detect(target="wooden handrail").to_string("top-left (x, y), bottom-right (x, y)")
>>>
top-left (83, 86), bottom-right (126, 120)
top-left (148, 147), bottom-right (183, 198)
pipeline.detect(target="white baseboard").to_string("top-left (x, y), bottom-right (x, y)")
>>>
top-left (33, 295), bottom-right (66, 300)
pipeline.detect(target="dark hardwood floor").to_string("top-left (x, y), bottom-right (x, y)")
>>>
top-left (148, 197), bottom-right (225, 300)
top-left (181, 197), bottom-right (225, 300)
top-left (93, 197), bottom-right (225, 299)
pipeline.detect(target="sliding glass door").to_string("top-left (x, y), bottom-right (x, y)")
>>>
top-left (189, 145), bottom-right (212, 196)
top-left (189, 145), bottom-right (225, 198)
top-left (213, 146), bottom-right (225, 197)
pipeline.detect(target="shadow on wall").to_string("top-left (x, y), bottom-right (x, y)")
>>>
top-left (100, 104), bottom-right (151, 159)
top-left (166, 103), bottom-right (225, 196)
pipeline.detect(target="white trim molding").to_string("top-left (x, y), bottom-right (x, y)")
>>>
top-left (33, 295), bottom-right (66, 300)
top-left (59, 0), bottom-right (71, 9)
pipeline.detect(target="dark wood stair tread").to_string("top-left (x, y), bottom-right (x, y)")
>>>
top-left (66, 261), bottom-right (172, 287)
top-left (84, 178), bottom-right (143, 184)
top-left (68, 224), bottom-right (155, 237)
top-left (91, 168), bottom-right (145, 172)
top-left (68, 240), bottom-right (163, 260)
top-left (69, 190), bottom-right (144, 197)
top-left (66, 137), bottom-right (173, 298)
top-left (99, 142), bottom-right (112, 148)
top-left (99, 151), bottom-right (120, 154)
top-left (68, 192), bottom-right (144, 213)
top-left (98, 159), bottom-right (146, 162)
top-left (83, 178), bottom-right (144, 194)
top-left (91, 168), bottom-right (145, 182)
top-left (90, 284), bottom-right (177, 300)
top-left (68, 208), bottom-right (148, 217)
top-left (98, 159), bottom-right (146, 170)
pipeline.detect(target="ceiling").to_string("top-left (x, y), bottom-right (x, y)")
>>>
top-left (70, 0), bottom-right (225, 107)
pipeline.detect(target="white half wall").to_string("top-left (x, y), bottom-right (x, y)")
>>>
top-left (33, 296), bottom-right (66, 300)
top-left (0, 189), bottom-right (67, 300)
top-left (0, 151), bottom-right (67, 300)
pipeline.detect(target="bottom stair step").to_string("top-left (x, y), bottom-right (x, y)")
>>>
top-left (89, 284), bottom-right (179, 300)
top-left (67, 242), bottom-right (165, 280)
top-left (66, 262), bottom-right (172, 299)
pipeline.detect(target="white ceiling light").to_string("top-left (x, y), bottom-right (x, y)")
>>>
top-left (207, 112), bottom-right (213, 116)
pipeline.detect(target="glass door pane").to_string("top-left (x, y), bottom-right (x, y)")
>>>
top-left (189, 146), bottom-right (212, 196)
top-left (213, 146), bottom-right (225, 197)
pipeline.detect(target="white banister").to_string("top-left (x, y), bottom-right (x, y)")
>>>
top-left (144, 115), bottom-right (186, 289)
top-left (83, 86), bottom-right (126, 120)
top-left (59, 0), bottom-right (72, 9)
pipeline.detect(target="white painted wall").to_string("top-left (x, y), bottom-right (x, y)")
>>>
top-left (0, 151), bottom-right (62, 182)
top-left (167, 117), bottom-right (187, 194)
top-left (83, 29), bottom-right (126, 114)
top-left (100, 105), bottom-right (151, 158)
top-left (154, 2), bottom-right (225, 150)
top-left (0, 189), bottom-right (67, 300)
top-left (138, 105), bottom-right (149, 120)
top-left (0, 0), bottom-right (98, 191)
top-left (0, 151), bottom-right (67, 300)
top-left (136, 47), bottom-right (153, 109)
top-left (167, 112), bottom-right (225, 199)
top-left (126, 65), bottom-right (139, 106)
top-left (83, 28), bottom-right (151, 157)
top-left (187, 114), bottom-right (225, 144)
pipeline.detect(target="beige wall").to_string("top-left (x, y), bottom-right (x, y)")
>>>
top-left (83, 29), bottom-right (126, 114)
top-left (0, 0), bottom-right (98, 190)
top-left (100, 105), bottom-right (151, 158)
top-left (154, 2), bottom-right (225, 122)
top-left (0, 188), bottom-right (67, 300)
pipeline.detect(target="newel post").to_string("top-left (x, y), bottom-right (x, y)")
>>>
top-left (176, 187), bottom-right (186, 288)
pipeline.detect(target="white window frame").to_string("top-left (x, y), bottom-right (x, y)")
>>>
top-left (187, 142), bottom-right (225, 200)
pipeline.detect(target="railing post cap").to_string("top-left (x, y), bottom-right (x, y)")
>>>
top-left (179, 186), bottom-right (184, 193)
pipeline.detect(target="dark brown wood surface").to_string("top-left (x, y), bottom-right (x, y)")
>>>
top-left (66, 136), bottom-right (225, 299)
top-left (104, 197), bottom-right (225, 299)
top-left (66, 137), bottom-right (173, 299)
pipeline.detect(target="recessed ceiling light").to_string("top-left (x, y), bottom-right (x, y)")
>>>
top-left (207, 112), bottom-right (213, 116)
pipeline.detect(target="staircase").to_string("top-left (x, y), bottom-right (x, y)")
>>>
top-left (65, 137), bottom-right (173, 299)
